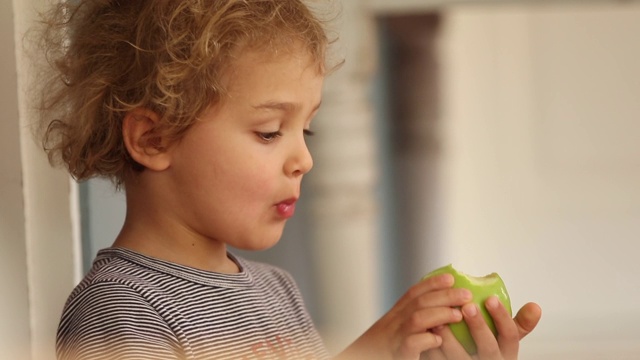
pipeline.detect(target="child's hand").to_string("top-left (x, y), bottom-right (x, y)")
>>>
top-left (423, 300), bottom-right (542, 360)
top-left (336, 274), bottom-right (473, 360)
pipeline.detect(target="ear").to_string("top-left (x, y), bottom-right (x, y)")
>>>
top-left (122, 108), bottom-right (172, 172)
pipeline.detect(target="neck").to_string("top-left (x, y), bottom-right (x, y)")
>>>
top-left (113, 224), bottom-right (239, 274)
top-left (113, 178), bottom-right (240, 274)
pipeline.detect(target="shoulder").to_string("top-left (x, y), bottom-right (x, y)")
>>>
top-left (59, 264), bottom-right (168, 331)
top-left (65, 253), bottom-right (156, 303)
top-left (59, 249), bottom-right (177, 333)
top-left (57, 255), bottom-right (180, 359)
top-left (56, 282), bottom-right (181, 359)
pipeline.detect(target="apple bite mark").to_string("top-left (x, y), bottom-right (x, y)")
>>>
top-left (422, 264), bottom-right (512, 355)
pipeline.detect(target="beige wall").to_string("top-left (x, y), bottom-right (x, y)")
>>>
top-left (440, 4), bottom-right (640, 359)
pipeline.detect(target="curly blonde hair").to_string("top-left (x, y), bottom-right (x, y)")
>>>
top-left (36, 0), bottom-right (337, 187)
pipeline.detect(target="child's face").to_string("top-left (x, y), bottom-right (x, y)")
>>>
top-left (164, 47), bottom-right (324, 251)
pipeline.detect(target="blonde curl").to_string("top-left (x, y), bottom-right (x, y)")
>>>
top-left (34, 0), bottom-right (339, 187)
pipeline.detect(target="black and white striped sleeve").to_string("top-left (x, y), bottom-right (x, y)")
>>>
top-left (56, 281), bottom-right (183, 360)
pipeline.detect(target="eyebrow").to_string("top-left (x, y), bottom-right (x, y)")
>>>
top-left (253, 101), bottom-right (322, 113)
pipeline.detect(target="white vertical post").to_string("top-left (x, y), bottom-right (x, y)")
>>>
top-left (9, 0), bottom-right (81, 359)
top-left (0, 1), bottom-right (32, 358)
top-left (306, 0), bottom-right (382, 353)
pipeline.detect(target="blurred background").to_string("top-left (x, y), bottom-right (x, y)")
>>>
top-left (3, 0), bottom-right (640, 359)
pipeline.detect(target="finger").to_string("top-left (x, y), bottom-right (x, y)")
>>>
top-left (398, 274), bottom-right (456, 306)
top-left (433, 325), bottom-right (472, 360)
top-left (421, 347), bottom-right (448, 360)
top-left (399, 283), bottom-right (471, 321)
top-left (392, 274), bottom-right (456, 312)
top-left (461, 303), bottom-right (501, 360)
top-left (414, 288), bottom-right (473, 310)
top-left (386, 275), bottom-right (460, 321)
top-left (485, 296), bottom-right (519, 359)
top-left (514, 302), bottom-right (542, 340)
top-left (404, 307), bottom-right (463, 333)
top-left (398, 332), bottom-right (443, 359)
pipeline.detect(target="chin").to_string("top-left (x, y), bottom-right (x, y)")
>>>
top-left (236, 231), bottom-right (283, 252)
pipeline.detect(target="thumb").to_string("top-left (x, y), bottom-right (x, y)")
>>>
top-left (514, 302), bottom-right (542, 340)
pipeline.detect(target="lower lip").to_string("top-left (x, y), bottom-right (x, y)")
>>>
top-left (276, 201), bottom-right (296, 219)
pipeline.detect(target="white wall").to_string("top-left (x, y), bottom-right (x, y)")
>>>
top-left (1, 0), bottom-right (80, 359)
top-left (440, 3), bottom-right (640, 358)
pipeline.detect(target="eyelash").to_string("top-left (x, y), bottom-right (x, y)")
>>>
top-left (256, 129), bottom-right (315, 143)
top-left (256, 131), bottom-right (282, 142)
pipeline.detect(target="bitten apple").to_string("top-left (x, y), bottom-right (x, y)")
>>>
top-left (422, 264), bottom-right (512, 354)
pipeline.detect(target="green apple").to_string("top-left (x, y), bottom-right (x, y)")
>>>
top-left (422, 264), bottom-right (512, 354)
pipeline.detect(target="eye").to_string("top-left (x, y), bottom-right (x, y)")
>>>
top-left (303, 129), bottom-right (315, 137)
top-left (256, 131), bottom-right (282, 143)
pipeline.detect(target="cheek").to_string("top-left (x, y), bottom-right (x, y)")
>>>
top-left (211, 150), bottom-right (276, 197)
top-left (232, 163), bottom-right (276, 197)
top-left (180, 132), bottom-right (279, 202)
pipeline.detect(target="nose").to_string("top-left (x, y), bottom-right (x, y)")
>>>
top-left (284, 135), bottom-right (313, 177)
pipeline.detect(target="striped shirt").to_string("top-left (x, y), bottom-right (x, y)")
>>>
top-left (56, 248), bottom-right (329, 360)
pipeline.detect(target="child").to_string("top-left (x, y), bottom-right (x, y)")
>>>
top-left (36, 0), bottom-right (541, 359)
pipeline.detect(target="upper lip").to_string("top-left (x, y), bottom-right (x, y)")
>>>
top-left (277, 197), bottom-right (298, 205)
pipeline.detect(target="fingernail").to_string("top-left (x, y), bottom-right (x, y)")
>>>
top-left (486, 296), bottom-right (498, 309)
top-left (463, 303), bottom-right (478, 317)
top-left (462, 289), bottom-right (473, 301)
top-left (486, 296), bottom-right (499, 309)
top-left (453, 308), bottom-right (463, 320)
top-left (442, 274), bottom-right (454, 285)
